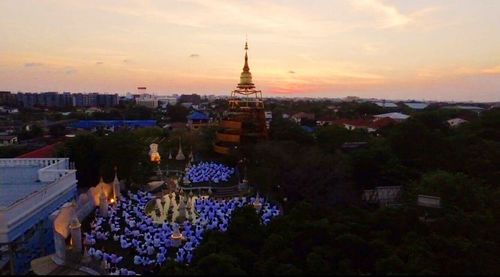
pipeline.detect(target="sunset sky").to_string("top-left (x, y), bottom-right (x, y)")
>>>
top-left (1, 0), bottom-right (500, 101)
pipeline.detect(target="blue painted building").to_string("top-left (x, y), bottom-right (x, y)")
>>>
top-left (0, 158), bottom-right (77, 274)
top-left (187, 111), bottom-right (211, 129)
top-left (73, 120), bottom-right (157, 130)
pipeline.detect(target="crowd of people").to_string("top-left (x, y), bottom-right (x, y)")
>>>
top-left (84, 189), bottom-right (280, 275)
top-left (186, 162), bottom-right (235, 184)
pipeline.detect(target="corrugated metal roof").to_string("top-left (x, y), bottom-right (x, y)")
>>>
top-left (375, 102), bottom-right (398, 108)
top-left (187, 111), bottom-right (209, 121)
top-left (73, 120), bottom-right (157, 129)
top-left (404, 102), bottom-right (429, 109)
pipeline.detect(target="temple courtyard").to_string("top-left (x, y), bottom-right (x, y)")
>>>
top-left (83, 190), bottom-right (279, 275)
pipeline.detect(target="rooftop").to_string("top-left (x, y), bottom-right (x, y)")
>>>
top-left (374, 112), bottom-right (410, 120)
top-left (73, 120), bottom-right (157, 129)
top-left (0, 158), bottom-right (77, 244)
top-left (375, 102), bottom-right (398, 108)
top-left (0, 159), bottom-right (72, 208)
top-left (404, 102), bottom-right (429, 109)
top-left (0, 165), bottom-right (46, 207)
top-left (17, 142), bottom-right (61, 158)
top-left (187, 111), bottom-right (210, 121)
top-left (442, 105), bottom-right (485, 111)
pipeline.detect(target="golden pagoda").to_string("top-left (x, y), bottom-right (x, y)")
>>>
top-left (214, 41), bottom-right (268, 155)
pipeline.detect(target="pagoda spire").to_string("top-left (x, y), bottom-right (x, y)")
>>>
top-left (238, 39), bottom-right (255, 89)
top-left (243, 40), bottom-right (249, 72)
top-left (113, 166), bottom-right (119, 183)
top-left (176, 137), bottom-right (185, 160)
top-left (113, 166), bottom-right (120, 200)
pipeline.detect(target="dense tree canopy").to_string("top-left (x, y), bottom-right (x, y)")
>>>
top-left (177, 107), bottom-right (500, 275)
top-left (57, 103), bottom-right (499, 275)
top-left (59, 130), bottom-right (154, 188)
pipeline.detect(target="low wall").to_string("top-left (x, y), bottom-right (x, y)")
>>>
top-left (51, 180), bottom-right (113, 240)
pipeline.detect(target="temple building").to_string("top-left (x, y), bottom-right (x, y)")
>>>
top-left (214, 41), bottom-right (268, 155)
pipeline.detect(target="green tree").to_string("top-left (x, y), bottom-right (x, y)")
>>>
top-left (167, 104), bottom-right (189, 122)
top-left (63, 133), bottom-right (100, 187)
top-left (48, 123), bottom-right (66, 138)
top-left (97, 131), bottom-right (149, 185)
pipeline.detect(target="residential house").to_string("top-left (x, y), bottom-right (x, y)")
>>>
top-left (187, 110), bottom-right (210, 129)
top-left (447, 118), bottom-right (468, 128)
top-left (404, 102), bottom-right (429, 110)
top-left (375, 101), bottom-right (398, 108)
top-left (442, 105), bottom-right (485, 114)
top-left (373, 112), bottom-right (410, 122)
top-left (291, 112), bottom-right (315, 124)
top-left (315, 116), bottom-right (336, 126)
top-left (333, 117), bottom-right (396, 133)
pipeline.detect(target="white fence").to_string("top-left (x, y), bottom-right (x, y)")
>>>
top-left (0, 158), bottom-right (71, 183)
top-left (417, 195), bottom-right (441, 208)
top-left (363, 186), bottom-right (402, 205)
top-left (0, 158), bottom-right (66, 168)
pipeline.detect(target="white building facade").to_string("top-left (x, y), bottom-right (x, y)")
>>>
top-left (0, 158), bottom-right (77, 274)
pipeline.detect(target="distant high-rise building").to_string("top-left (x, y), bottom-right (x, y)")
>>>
top-left (14, 92), bottom-right (118, 108)
top-left (179, 94), bottom-right (201, 105)
top-left (157, 96), bottom-right (178, 107)
top-left (135, 94), bottom-right (159, 109)
top-left (0, 91), bottom-right (15, 106)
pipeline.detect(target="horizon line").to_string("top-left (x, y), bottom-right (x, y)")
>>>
top-left (2, 90), bottom-right (499, 104)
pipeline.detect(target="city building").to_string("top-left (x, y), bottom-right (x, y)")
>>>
top-left (0, 91), bottom-right (15, 106)
top-left (0, 158), bottom-right (77, 274)
top-left (135, 94), bottom-right (159, 109)
top-left (73, 120), bottom-right (157, 131)
top-left (157, 96), bottom-right (178, 108)
top-left (179, 94), bottom-right (201, 105)
top-left (15, 92), bottom-right (118, 108)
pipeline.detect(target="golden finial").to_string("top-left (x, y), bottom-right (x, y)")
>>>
top-left (243, 40), bottom-right (249, 72)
